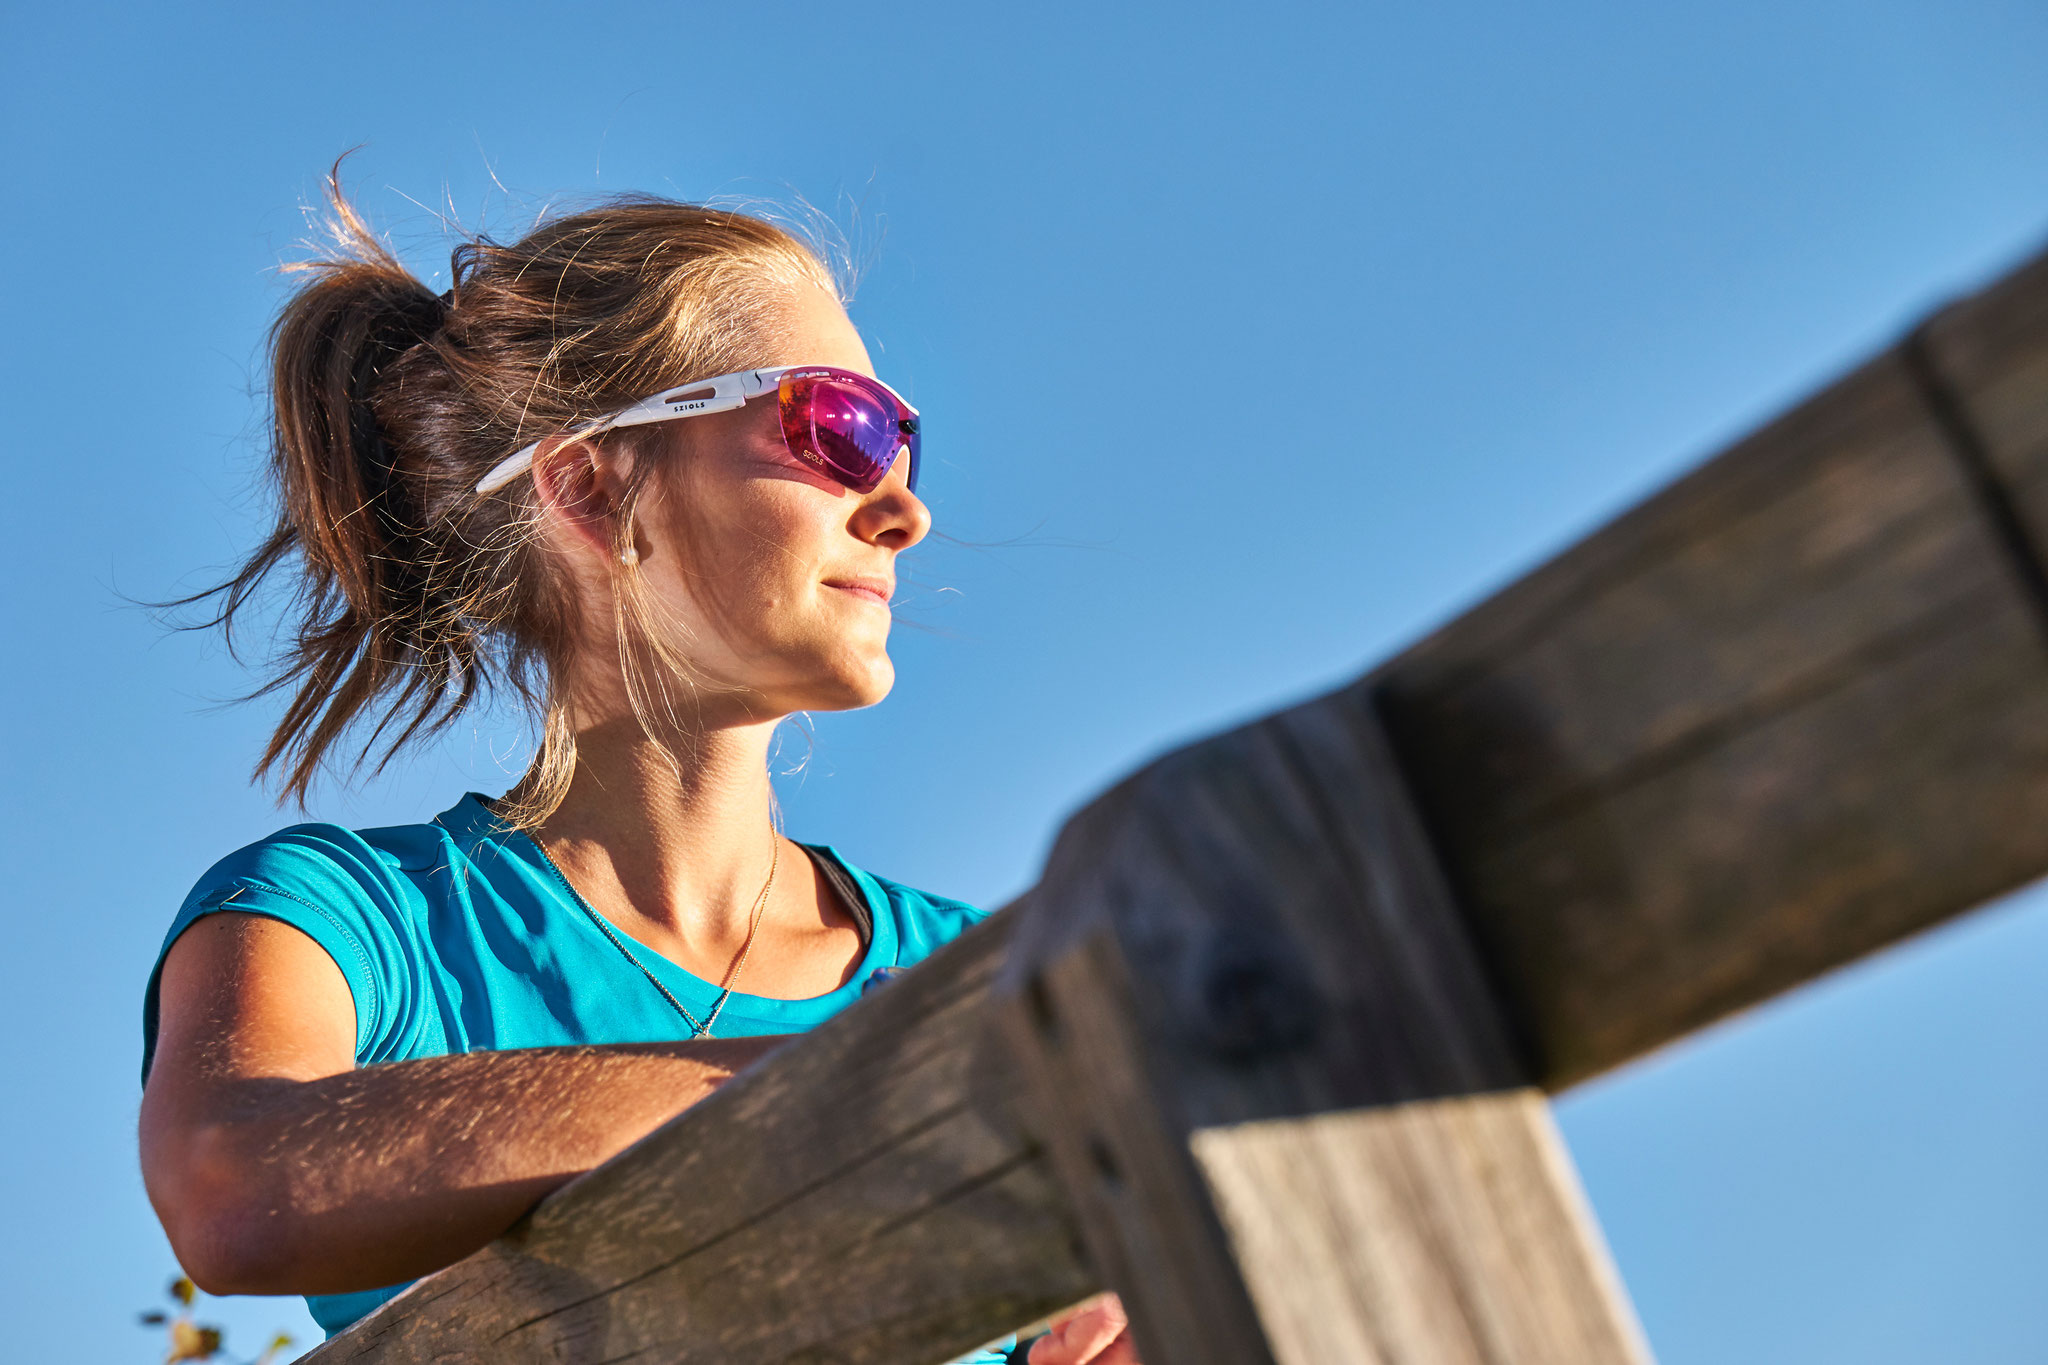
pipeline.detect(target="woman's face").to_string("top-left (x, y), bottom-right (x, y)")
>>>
top-left (615, 281), bottom-right (932, 721)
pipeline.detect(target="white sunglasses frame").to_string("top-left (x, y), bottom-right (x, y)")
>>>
top-left (474, 365), bottom-right (919, 496)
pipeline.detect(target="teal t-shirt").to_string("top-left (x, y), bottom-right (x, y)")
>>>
top-left (143, 793), bottom-right (1016, 1362)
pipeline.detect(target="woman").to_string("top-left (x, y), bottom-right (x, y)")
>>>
top-left (138, 173), bottom-right (1135, 1365)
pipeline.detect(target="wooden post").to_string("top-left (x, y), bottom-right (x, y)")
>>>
top-left (996, 694), bottom-right (1650, 1365)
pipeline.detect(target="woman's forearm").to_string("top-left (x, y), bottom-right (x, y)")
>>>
top-left (146, 1037), bottom-right (785, 1295)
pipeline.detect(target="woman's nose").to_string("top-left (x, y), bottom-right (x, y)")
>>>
top-left (857, 455), bottom-right (930, 550)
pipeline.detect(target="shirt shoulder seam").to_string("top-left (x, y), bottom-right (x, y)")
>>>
top-left (201, 878), bottom-right (382, 1054)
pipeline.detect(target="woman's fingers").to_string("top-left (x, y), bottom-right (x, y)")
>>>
top-left (1028, 1294), bottom-right (1136, 1364)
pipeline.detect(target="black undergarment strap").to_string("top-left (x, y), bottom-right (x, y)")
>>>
top-left (798, 843), bottom-right (873, 948)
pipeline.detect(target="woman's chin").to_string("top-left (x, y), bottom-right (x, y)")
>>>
top-left (792, 656), bottom-right (896, 713)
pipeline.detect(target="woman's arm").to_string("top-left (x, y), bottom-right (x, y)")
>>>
top-left (139, 911), bottom-right (785, 1296)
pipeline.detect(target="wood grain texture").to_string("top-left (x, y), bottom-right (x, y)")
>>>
top-left (998, 695), bottom-right (1647, 1365)
top-left (1373, 248), bottom-right (2048, 1085)
top-left (1191, 1094), bottom-right (1647, 1365)
top-left (301, 915), bottom-right (1096, 1365)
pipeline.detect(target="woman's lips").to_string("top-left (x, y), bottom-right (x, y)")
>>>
top-left (825, 578), bottom-right (893, 608)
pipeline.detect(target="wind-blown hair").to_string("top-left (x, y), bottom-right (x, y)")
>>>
top-left (189, 163), bottom-right (839, 826)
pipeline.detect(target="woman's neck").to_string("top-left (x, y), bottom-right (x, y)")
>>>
top-left (517, 713), bottom-right (786, 946)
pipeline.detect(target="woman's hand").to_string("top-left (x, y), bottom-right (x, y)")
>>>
top-left (1028, 1293), bottom-right (1139, 1365)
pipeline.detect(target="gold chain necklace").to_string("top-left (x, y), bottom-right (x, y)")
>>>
top-left (701, 834), bottom-right (779, 1034)
top-left (532, 830), bottom-right (780, 1040)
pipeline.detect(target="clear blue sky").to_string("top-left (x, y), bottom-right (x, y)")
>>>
top-left (4, 2), bottom-right (2045, 1360)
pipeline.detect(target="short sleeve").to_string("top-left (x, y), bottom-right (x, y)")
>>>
top-left (141, 823), bottom-right (425, 1084)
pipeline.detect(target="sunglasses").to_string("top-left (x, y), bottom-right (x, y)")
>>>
top-left (475, 364), bottom-right (921, 497)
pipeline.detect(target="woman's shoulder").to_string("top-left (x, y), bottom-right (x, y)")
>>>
top-left (165, 795), bottom-right (513, 962)
top-left (147, 800), bottom-right (484, 1079)
top-left (178, 806), bottom-right (464, 914)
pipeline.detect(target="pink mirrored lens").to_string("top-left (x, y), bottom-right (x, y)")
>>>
top-left (778, 369), bottom-right (919, 494)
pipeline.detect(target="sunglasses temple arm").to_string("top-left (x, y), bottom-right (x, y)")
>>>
top-left (607, 393), bottom-right (747, 431)
top-left (475, 406), bottom-right (644, 493)
top-left (609, 367), bottom-right (787, 429)
top-left (475, 369), bottom-right (791, 494)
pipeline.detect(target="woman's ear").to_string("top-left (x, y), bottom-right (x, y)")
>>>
top-left (531, 435), bottom-right (630, 563)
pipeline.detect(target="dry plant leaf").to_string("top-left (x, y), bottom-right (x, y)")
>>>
top-left (166, 1318), bottom-right (222, 1362)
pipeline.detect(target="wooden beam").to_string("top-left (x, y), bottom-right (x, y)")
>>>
top-left (300, 915), bottom-right (1097, 1365)
top-left (1373, 243), bottom-right (2048, 1087)
top-left (303, 244), bottom-right (2048, 1364)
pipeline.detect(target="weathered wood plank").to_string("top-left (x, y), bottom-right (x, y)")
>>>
top-left (997, 695), bottom-right (1647, 1364)
top-left (1189, 1094), bottom-right (1642, 1365)
top-left (302, 914), bottom-right (1096, 1365)
top-left (1371, 248), bottom-right (2048, 1085)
